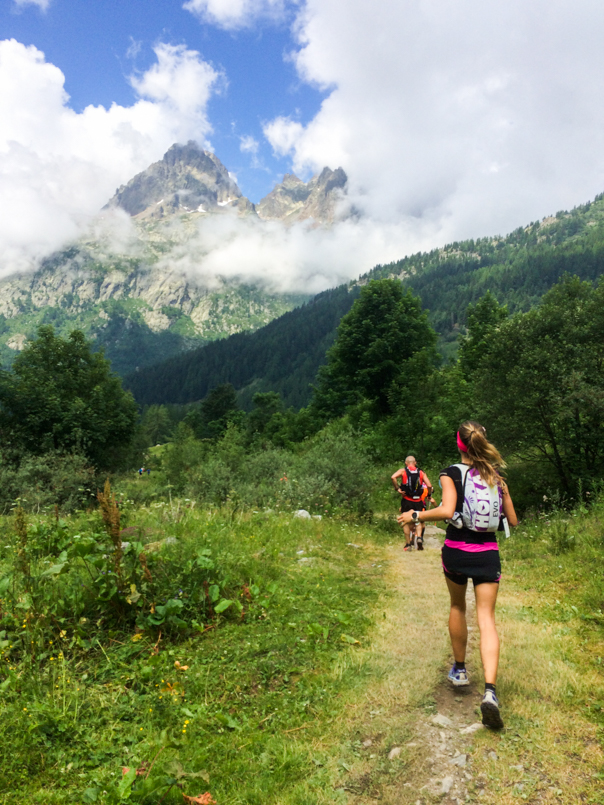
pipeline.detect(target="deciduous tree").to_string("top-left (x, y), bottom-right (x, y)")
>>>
top-left (475, 276), bottom-right (604, 494)
top-left (0, 326), bottom-right (138, 470)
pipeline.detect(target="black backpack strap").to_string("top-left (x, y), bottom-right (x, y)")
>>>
top-left (452, 464), bottom-right (470, 513)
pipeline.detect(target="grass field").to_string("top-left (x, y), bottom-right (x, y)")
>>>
top-left (0, 481), bottom-right (603, 804)
top-left (0, 498), bottom-right (395, 804)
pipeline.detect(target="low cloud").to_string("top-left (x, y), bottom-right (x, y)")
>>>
top-left (0, 39), bottom-right (220, 277)
top-left (150, 211), bottom-right (437, 296)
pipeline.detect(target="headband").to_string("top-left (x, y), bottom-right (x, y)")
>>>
top-left (456, 431), bottom-right (468, 453)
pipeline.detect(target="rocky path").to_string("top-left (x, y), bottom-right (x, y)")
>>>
top-left (408, 528), bottom-right (485, 804)
top-left (342, 527), bottom-right (492, 804)
top-left (327, 521), bottom-right (604, 805)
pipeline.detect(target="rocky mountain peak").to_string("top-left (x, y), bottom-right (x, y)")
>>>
top-left (256, 166), bottom-right (348, 225)
top-left (105, 141), bottom-right (254, 220)
top-left (281, 173), bottom-right (305, 187)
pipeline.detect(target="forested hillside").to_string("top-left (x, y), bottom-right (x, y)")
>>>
top-left (370, 193), bottom-right (604, 353)
top-left (125, 284), bottom-right (360, 408)
top-left (126, 191), bottom-right (604, 407)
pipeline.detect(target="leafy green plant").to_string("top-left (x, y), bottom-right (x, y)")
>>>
top-left (0, 499), bottom-right (381, 803)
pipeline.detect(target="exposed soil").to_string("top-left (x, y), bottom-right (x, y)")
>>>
top-left (343, 526), bottom-right (494, 805)
top-left (399, 527), bottom-right (487, 804)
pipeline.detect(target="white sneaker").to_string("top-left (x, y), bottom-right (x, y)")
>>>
top-left (447, 665), bottom-right (470, 686)
top-left (481, 689), bottom-right (504, 730)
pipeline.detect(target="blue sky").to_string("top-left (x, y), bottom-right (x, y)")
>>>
top-left (0, 0), bottom-right (325, 201)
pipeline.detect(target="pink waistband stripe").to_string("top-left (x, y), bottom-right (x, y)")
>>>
top-left (444, 539), bottom-right (499, 552)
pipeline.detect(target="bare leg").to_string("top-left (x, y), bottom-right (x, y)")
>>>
top-left (402, 521), bottom-right (412, 544)
top-left (474, 582), bottom-right (499, 684)
top-left (445, 576), bottom-right (468, 663)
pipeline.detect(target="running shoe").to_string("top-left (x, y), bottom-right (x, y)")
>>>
top-left (403, 543), bottom-right (413, 551)
top-left (417, 536), bottom-right (424, 551)
top-left (480, 689), bottom-right (504, 730)
top-left (447, 665), bottom-right (470, 686)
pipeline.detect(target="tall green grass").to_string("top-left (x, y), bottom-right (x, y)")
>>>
top-left (0, 500), bottom-right (389, 804)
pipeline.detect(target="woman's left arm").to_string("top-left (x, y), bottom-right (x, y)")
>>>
top-left (502, 482), bottom-right (518, 527)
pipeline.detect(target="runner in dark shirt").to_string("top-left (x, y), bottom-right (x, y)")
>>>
top-left (398, 422), bottom-right (518, 730)
top-left (391, 456), bottom-right (435, 550)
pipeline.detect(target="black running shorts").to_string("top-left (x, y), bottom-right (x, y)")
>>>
top-left (400, 499), bottom-right (425, 514)
top-left (441, 544), bottom-right (501, 586)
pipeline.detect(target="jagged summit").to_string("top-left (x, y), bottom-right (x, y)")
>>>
top-left (105, 141), bottom-right (348, 226)
top-left (105, 141), bottom-right (255, 220)
top-left (257, 167), bottom-right (348, 225)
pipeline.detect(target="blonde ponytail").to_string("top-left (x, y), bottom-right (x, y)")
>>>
top-left (458, 420), bottom-right (506, 487)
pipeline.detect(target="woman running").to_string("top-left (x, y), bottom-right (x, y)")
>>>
top-left (398, 421), bottom-right (518, 729)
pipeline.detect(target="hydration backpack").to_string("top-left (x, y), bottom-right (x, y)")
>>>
top-left (399, 467), bottom-right (423, 500)
top-left (446, 464), bottom-right (502, 532)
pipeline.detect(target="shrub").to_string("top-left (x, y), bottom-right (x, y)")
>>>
top-left (0, 451), bottom-right (96, 513)
top-left (0, 486), bottom-right (254, 656)
top-left (160, 425), bottom-right (373, 516)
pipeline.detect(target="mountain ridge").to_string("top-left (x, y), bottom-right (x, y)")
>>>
top-left (0, 141), bottom-right (349, 374)
top-left (105, 142), bottom-right (254, 220)
top-left (105, 141), bottom-right (348, 225)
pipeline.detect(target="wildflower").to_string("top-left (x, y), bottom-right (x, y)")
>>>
top-left (59, 630), bottom-right (67, 638)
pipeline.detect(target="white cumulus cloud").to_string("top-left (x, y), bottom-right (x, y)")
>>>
top-left (264, 0), bottom-right (604, 246)
top-left (183, 0), bottom-right (285, 30)
top-left (239, 134), bottom-right (259, 154)
top-left (0, 39), bottom-right (220, 276)
top-left (13, 0), bottom-right (51, 10)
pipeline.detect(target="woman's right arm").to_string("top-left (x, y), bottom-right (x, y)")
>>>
top-left (502, 482), bottom-right (518, 526)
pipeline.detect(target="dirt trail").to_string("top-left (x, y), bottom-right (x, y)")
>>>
top-left (341, 527), bottom-right (491, 804)
top-left (331, 524), bottom-right (604, 805)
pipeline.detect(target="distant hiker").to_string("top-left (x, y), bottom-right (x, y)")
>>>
top-left (138, 467), bottom-right (144, 476)
top-left (146, 467), bottom-right (151, 475)
top-left (391, 457), bottom-right (435, 551)
top-left (397, 422), bottom-right (518, 730)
